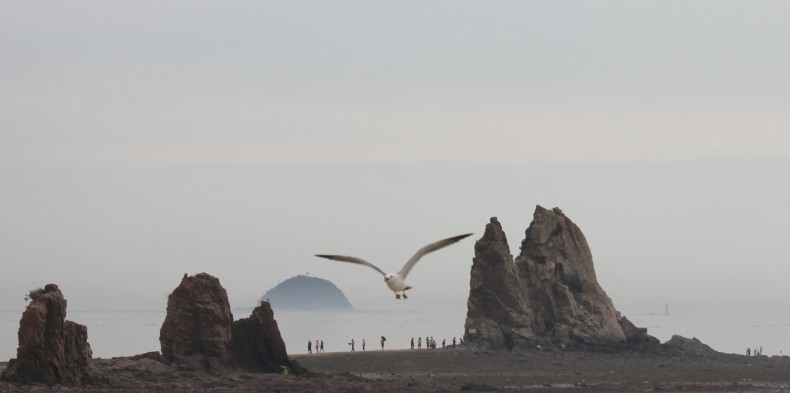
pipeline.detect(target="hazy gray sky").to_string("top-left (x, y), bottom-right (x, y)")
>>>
top-left (1, 1), bottom-right (789, 314)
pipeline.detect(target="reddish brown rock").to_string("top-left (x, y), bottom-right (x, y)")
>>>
top-left (159, 273), bottom-right (234, 369)
top-left (1, 284), bottom-right (93, 385)
top-left (159, 273), bottom-right (301, 374)
top-left (231, 301), bottom-right (302, 374)
top-left (465, 206), bottom-right (658, 351)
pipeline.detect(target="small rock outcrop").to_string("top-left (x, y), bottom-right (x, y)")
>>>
top-left (465, 206), bottom-right (658, 351)
top-left (159, 273), bottom-right (235, 369)
top-left (231, 301), bottom-right (300, 373)
top-left (662, 335), bottom-right (717, 355)
top-left (1, 284), bottom-right (93, 385)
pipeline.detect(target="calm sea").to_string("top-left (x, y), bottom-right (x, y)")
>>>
top-left (2, 306), bottom-right (788, 361)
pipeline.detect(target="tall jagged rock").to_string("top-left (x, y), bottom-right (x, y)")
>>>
top-left (231, 301), bottom-right (301, 374)
top-left (465, 217), bottom-right (533, 350)
top-left (465, 206), bottom-right (657, 350)
top-left (159, 273), bottom-right (234, 369)
top-left (517, 206), bottom-right (626, 344)
top-left (1, 284), bottom-right (93, 385)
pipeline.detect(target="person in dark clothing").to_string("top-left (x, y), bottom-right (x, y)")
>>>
top-left (504, 333), bottom-right (513, 353)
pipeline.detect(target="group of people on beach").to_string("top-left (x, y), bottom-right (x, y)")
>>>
top-left (306, 339), bottom-right (324, 353)
top-left (746, 346), bottom-right (764, 356)
top-left (345, 336), bottom-right (386, 352)
top-left (410, 336), bottom-right (461, 350)
top-left (308, 335), bottom-right (464, 353)
top-left (309, 336), bottom-right (388, 353)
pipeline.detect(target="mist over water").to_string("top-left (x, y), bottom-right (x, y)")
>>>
top-left (0, 311), bottom-right (164, 361)
top-left (628, 306), bottom-right (790, 356)
top-left (2, 305), bottom-right (788, 362)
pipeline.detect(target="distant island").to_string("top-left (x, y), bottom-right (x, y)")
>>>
top-left (260, 275), bottom-right (354, 311)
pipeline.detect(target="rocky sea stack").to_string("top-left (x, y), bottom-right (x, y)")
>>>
top-left (464, 206), bottom-right (658, 351)
top-left (1, 284), bottom-right (93, 385)
top-left (159, 272), bottom-right (301, 374)
top-left (160, 273), bottom-right (235, 368)
top-left (231, 302), bottom-right (293, 373)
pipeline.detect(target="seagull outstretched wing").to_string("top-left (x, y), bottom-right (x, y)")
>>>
top-left (315, 254), bottom-right (387, 277)
top-left (397, 233), bottom-right (473, 279)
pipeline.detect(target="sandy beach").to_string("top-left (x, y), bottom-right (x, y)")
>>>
top-left (294, 348), bottom-right (790, 392)
top-left (3, 347), bottom-right (790, 392)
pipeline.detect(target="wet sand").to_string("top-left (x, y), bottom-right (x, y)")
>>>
top-left (2, 348), bottom-right (790, 392)
top-left (294, 348), bottom-right (790, 392)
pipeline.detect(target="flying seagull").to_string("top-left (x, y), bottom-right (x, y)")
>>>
top-left (315, 233), bottom-right (473, 299)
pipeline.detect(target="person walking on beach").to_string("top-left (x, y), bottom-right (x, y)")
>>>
top-left (362, 338), bottom-right (366, 351)
top-left (504, 334), bottom-right (513, 353)
top-left (381, 336), bottom-right (386, 350)
top-left (411, 337), bottom-right (414, 349)
top-left (452, 337), bottom-right (456, 349)
top-left (350, 338), bottom-right (355, 352)
top-left (418, 337), bottom-right (422, 349)
top-left (308, 340), bottom-right (312, 354)
top-left (320, 340), bottom-right (324, 353)
top-left (316, 340), bottom-right (319, 352)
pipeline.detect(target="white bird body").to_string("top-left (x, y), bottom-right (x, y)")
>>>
top-left (384, 273), bottom-right (406, 293)
top-left (316, 233), bottom-right (473, 299)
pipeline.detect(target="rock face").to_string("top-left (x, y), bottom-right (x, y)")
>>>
top-left (464, 206), bottom-right (658, 350)
top-left (231, 301), bottom-right (299, 373)
top-left (160, 272), bottom-right (300, 374)
top-left (1, 284), bottom-right (93, 385)
top-left (159, 273), bottom-right (235, 369)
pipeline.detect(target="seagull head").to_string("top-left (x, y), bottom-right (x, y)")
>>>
top-left (384, 274), bottom-right (395, 282)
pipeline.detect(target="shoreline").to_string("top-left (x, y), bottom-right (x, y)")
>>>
top-left (2, 347), bottom-right (790, 392)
